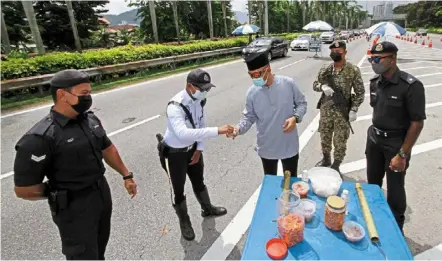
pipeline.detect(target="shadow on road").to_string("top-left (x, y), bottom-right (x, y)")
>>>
top-left (406, 236), bottom-right (434, 256)
top-left (180, 217), bottom-right (241, 260)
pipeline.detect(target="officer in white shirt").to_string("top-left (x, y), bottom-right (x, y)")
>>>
top-left (156, 69), bottom-right (233, 241)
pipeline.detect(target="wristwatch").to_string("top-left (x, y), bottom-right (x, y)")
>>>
top-left (123, 172), bottom-right (134, 180)
top-left (293, 115), bottom-right (300, 123)
top-left (397, 149), bottom-right (408, 159)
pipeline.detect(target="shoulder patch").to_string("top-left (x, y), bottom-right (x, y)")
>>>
top-left (28, 114), bottom-right (53, 136)
top-left (400, 71), bottom-right (416, 84)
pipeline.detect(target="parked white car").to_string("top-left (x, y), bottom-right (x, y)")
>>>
top-left (320, 31), bottom-right (336, 43)
top-left (290, 34), bottom-right (312, 51)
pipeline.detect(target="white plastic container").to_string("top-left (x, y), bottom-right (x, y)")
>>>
top-left (295, 199), bottom-right (316, 222)
top-left (343, 221), bottom-right (365, 242)
top-left (307, 167), bottom-right (343, 198)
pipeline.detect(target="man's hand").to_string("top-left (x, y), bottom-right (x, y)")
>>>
top-left (349, 111), bottom-right (357, 122)
top-left (218, 125), bottom-right (234, 135)
top-left (389, 154), bottom-right (406, 173)
top-left (321, 85), bottom-right (334, 96)
top-left (226, 126), bottom-right (239, 139)
top-left (283, 117), bottom-right (297, 133)
top-left (124, 179), bottom-right (137, 199)
top-left (189, 150), bottom-right (201, 165)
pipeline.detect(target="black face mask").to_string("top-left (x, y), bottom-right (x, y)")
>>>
top-left (70, 94), bottom-right (92, 114)
top-left (330, 52), bottom-right (343, 62)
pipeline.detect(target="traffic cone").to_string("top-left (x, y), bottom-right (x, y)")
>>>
top-left (414, 38), bottom-right (417, 44)
top-left (422, 39), bottom-right (425, 46)
top-left (429, 39), bottom-right (433, 48)
top-left (440, 36), bottom-right (442, 42)
top-left (427, 35), bottom-right (430, 40)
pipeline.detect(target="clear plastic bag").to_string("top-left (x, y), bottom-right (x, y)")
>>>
top-left (307, 167), bottom-right (342, 198)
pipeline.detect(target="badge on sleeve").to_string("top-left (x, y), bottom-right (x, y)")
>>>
top-left (31, 154), bottom-right (46, 162)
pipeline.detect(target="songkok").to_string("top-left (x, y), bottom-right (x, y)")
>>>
top-left (50, 69), bottom-right (90, 90)
top-left (244, 51), bottom-right (270, 71)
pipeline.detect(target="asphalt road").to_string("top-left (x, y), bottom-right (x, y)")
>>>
top-left (1, 35), bottom-right (441, 260)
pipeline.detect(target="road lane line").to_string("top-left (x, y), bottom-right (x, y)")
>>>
top-left (200, 54), bottom-right (368, 261)
top-left (340, 139), bottom-right (442, 175)
top-left (364, 72), bottom-right (442, 86)
top-left (354, 102), bottom-right (442, 122)
top-left (0, 114), bottom-right (161, 180)
top-left (278, 59), bottom-right (306, 70)
top-left (415, 243), bottom-right (442, 260)
top-left (365, 83), bottom-right (442, 97)
top-left (1, 60), bottom-right (244, 119)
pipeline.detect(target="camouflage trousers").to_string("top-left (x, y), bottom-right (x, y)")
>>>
top-left (318, 106), bottom-right (350, 161)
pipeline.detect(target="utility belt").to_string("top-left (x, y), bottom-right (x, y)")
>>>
top-left (372, 126), bottom-right (406, 138)
top-left (48, 177), bottom-right (104, 215)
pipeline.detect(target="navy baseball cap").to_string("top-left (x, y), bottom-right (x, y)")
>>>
top-left (187, 69), bottom-right (215, 91)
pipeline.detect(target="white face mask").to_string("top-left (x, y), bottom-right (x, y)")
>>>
top-left (191, 86), bottom-right (207, 100)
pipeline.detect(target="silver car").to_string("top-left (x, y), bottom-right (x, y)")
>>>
top-left (320, 31), bottom-right (336, 43)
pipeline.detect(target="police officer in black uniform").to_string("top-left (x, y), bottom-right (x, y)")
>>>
top-left (13, 69), bottom-right (138, 260)
top-left (157, 69), bottom-right (232, 241)
top-left (366, 41), bottom-right (426, 234)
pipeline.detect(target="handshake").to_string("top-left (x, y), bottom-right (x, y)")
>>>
top-left (218, 125), bottom-right (239, 139)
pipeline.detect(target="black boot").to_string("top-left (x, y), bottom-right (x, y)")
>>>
top-left (315, 153), bottom-right (332, 167)
top-left (173, 197), bottom-right (195, 241)
top-left (195, 187), bottom-right (227, 218)
top-left (331, 160), bottom-right (343, 178)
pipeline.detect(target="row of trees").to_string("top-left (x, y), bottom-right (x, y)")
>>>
top-left (1, 0), bottom-right (370, 56)
top-left (393, 1), bottom-right (442, 29)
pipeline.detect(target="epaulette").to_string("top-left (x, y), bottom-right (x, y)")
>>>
top-left (28, 114), bottom-right (53, 137)
top-left (370, 74), bottom-right (380, 81)
top-left (399, 71), bottom-right (417, 85)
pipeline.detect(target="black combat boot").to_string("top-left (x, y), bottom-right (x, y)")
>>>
top-left (315, 153), bottom-right (332, 167)
top-left (173, 197), bottom-right (195, 241)
top-left (195, 187), bottom-right (227, 218)
top-left (331, 160), bottom-right (343, 179)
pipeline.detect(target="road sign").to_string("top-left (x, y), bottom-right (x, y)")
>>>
top-left (309, 37), bottom-right (322, 58)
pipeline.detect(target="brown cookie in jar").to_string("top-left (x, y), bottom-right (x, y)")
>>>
top-left (324, 196), bottom-right (346, 231)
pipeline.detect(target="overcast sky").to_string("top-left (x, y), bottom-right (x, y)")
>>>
top-left (105, 0), bottom-right (416, 15)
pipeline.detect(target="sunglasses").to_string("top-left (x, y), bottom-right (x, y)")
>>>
top-left (248, 67), bottom-right (268, 79)
top-left (368, 55), bottom-right (393, 64)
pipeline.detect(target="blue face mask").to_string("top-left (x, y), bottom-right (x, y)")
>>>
top-left (252, 77), bottom-right (266, 87)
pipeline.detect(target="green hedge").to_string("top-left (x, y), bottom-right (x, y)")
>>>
top-left (406, 27), bottom-right (442, 34)
top-left (0, 33), bottom-right (304, 81)
top-left (0, 38), bottom-right (248, 80)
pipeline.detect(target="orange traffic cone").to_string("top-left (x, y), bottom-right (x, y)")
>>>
top-left (429, 39), bottom-right (433, 48)
top-left (414, 38), bottom-right (417, 44)
top-left (422, 39), bottom-right (425, 46)
top-left (427, 35), bottom-right (430, 40)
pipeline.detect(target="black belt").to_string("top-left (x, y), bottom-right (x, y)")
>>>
top-left (167, 143), bottom-right (195, 154)
top-left (66, 177), bottom-right (104, 198)
top-left (372, 126), bottom-right (406, 138)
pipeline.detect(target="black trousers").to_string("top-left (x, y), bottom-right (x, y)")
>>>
top-left (365, 126), bottom-right (409, 231)
top-left (51, 177), bottom-right (112, 260)
top-left (260, 154), bottom-right (299, 177)
top-left (161, 148), bottom-right (206, 205)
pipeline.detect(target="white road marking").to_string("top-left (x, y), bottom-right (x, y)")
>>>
top-left (365, 83), bottom-right (442, 97)
top-left (415, 244), bottom-right (442, 260)
top-left (355, 102), bottom-right (442, 122)
top-left (0, 114), bottom-right (161, 180)
top-left (364, 72), bottom-right (442, 86)
top-left (362, 67), bottom-right (441, 75)
top-left (0, 60), bottom-right (243, 119)
top-left (200, 54), bottom-right (368, 261)
top-left (278, 59), bottom-right (306, 70)
top-left (340, 139), bottom-right (442, 175)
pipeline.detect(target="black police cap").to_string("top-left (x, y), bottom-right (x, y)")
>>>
top-left (329, 40), bottom-right (346, 50)
top-left (371, 41), bottom-right (398, 55)
top-left (244, 50), bottom-right (269, 71)
top-left (187, 69), bottom-right (215, 91)
top-left (50, 69), bottom-right (90, 90)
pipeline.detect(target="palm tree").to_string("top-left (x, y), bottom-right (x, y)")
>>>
top-left (66, 0), bottom-right (81, 52)
top-left (148, 0), bottom-right (158, 43)
top-left (1, 11), bottom-right (12, 54)
top-left (171, 1), bottom-right (180, 44)
top-left (207, 0), bottom-right (213, 38)
top-left (21, 0), bottom-right (45, 54)
top-left (221, 1), bottom-right (228, 37)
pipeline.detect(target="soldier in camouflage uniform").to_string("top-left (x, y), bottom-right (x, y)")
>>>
top-left (313, 40), bottom-right (365, 174)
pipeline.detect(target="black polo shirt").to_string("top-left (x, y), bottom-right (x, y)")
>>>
top-left (369, 69), bottom-right (426, 131)
top-left (13, 109), bottom-right (112, 191)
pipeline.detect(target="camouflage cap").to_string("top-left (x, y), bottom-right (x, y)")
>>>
top-left (329, 40), bottom-right (346, 50)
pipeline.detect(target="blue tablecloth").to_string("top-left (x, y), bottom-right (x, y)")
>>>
top-left (241, 175), bottom-right (413, 260)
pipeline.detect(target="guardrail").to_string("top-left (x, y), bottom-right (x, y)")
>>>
top-left (1, 47), bottom-right (243, 93)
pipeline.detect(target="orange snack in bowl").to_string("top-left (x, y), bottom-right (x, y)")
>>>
top-left (277, 213), bottom-right (305, 247)
top-left (292, 181), bottom-right (309, 198)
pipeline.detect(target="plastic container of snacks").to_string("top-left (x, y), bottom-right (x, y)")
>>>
top-left (277, 190), bottom-right (304, 247)
top-left (324, 196), bottom-right (346, 231)
top-left (296, 199), bottom-right (316, 222)
top-left (343, 221), bottom-right (365, 242)
top-left (292, 181), bottom-right (310, 198)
